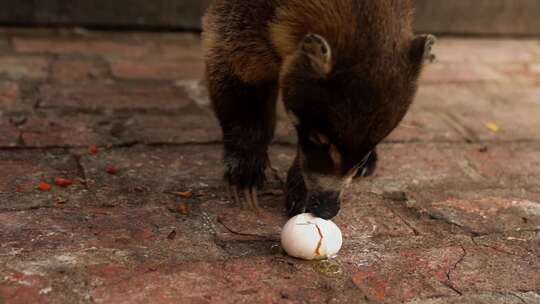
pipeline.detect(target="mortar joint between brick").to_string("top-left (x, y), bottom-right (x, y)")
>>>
top-left (510, 292), bottom-right (528, 304)
top-left (71, 152), bottom-right (89, 190)
top-left (383, 198), bottom-right (421, 236)
top-left (444, 245), bottom-right (466, 296)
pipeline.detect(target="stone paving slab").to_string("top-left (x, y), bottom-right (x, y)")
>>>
top-left (0, 149), bottom-right (87, 212)
top-left (18, 113), bottom-right (118, 148)
top-left (1, 143), bottom-right (537, 303)
top-left (423, 38), bottom-right (540, 85)
top-left (110, 58), bottom-right (204, 81)
top-left (0, 56), bottom-right (49, 81)
top-left (0, 82), bottom-right (20, 109)
top-left (414, 84), bottom-right (540, 142)
top-left (0, 29), bottom-right (539, 304)
top-left (0, 117), bottom-right (20, 147)
top-left (38, 83), bottom-right (192, 113)
top-left (408, 292), bottom-right (540, 304)
top-left (50, 57), bottom-right (110, 83)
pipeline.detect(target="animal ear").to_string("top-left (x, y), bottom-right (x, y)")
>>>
top-left (409, 34), bottom-right (436, 69)
top-left (299, 33), bottom-right (333, 76)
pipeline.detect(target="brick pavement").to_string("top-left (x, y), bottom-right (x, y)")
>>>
top-left (0, 28), bottom-right (539, 304)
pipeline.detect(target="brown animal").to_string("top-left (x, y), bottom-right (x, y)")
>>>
top-left (203, 0), bottom-right (434, 219)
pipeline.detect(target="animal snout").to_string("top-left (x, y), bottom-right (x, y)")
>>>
top-left (306, 191), bottom-right (341, 220)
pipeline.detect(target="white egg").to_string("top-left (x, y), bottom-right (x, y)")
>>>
top-left (280, 213), bottom-right (343, 260)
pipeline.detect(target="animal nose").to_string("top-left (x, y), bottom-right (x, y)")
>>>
top-left (306, 191), bottom-right (341, 220)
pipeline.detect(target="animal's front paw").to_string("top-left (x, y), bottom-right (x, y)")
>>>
top-left (286, 187), bottom-right (307, 217)
top-left (285, 157), bottom-right (308, 217)
top-left (224, 151), bottom-right (268, 210)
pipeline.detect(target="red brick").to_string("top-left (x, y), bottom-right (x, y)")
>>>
top-left (0, 205), bottom-right (221, 260)
top-left (403, 185), bottom-right (540, 235)
top-left (429, 197), bottom-right (540, 235)
top-left (0, 150), bottom-right (81, 194)
top-left (433, 39), bottom-right (538, 64)
top-left (452, 246), bottom-right (540, 293)
top-left (75, 145), bottom-right (290, 213)
top-left (386, 105), bottom-right (463, 142)
top-left (497, 63), bottom-right (540, 85)
top-left (418, 143), bottom-right (540, 189)
top-left (108, 113), bottom-right (296, 144)
top-left (0, 118), bottom-right (20, 147)
top-left (0, 209), bottom-right (67, 243)
top-left (461, 143), bottom-right (540, 185)
top-left (337, 192), bottom-right (418, 237)
top-left (77, 145), bottom-right (224, 198)
top-left (214, 206), bottom-right (286, 241)
top-left (415, 84), bottom-right (540, 141)
top-left (366, 143), bottom-right (470, 191)
top-left (20, 111), bottom-right (219, 147)
top-left (123, 114), bottom-right (220, 144)
top-left (411, 293), bottom-right (540, 304)
top-left (0, 82), bottom-right (20, 108)
top-left (1, 33), bottom-right (539, 303)
top-left (110, 59), bottom-right (204, 81)
top-left (275, 142), bottom-right (468, 198)
top-left (0, 37), bottom-right (10, 51)
top-left (39, 83), bottom-right (192, 111)
top-left (86, 264), bottom-right (130, 280)
top-left (19, 114), bottom-right (114, 147)
top-left (0, 27), bottom-right (59, 37)
top-left (80, 207), bottom-right (215, 252)
top-left (90, 258), bottom-right (346, 304)
top-left (157, 40), bottom-right (204, 61)
top-left (0, 269), bottom-right (50, 304)
top-left (355, 142), bottom-right (539, 198)
top-left (13, 37), bottom-right (155, 59)
top-left (352, 247), bottom-right (464, 302)
top-left (473, 232), bottom-right (540, 259)
top-left (530, 63), bottom-right (540, 74)
top-left (421, 63), bottom-right (507, 84)
top-left (0, 56), bottom-right (49, 80)
top-left (50, 58), bottom-right (108, 83)
top-left (476, 85), bottom-right (540, 140)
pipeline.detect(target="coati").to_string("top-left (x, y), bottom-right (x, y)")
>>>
top-left (202, 0), bottom-right (434, 219)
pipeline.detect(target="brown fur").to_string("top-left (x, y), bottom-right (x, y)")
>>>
top-left (203, 0), bottom-right (281, 84)
top-left (204, 1), bottom-right (414, 83)
top-left (270, 1), bottom-right (413, 58)
top-left (203, 0), bottom-right (432, 219)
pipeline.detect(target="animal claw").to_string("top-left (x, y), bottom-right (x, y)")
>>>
top-left (228, 184), bottom-right (261, 211)
top-left (243, 188), bottom-right (261, 211)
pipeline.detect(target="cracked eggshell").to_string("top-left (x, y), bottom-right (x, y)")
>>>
top-left (280, 213), bottom-right (343, 260)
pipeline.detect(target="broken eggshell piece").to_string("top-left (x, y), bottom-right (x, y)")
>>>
top-left (281, 213), bottom-right (343, 260)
